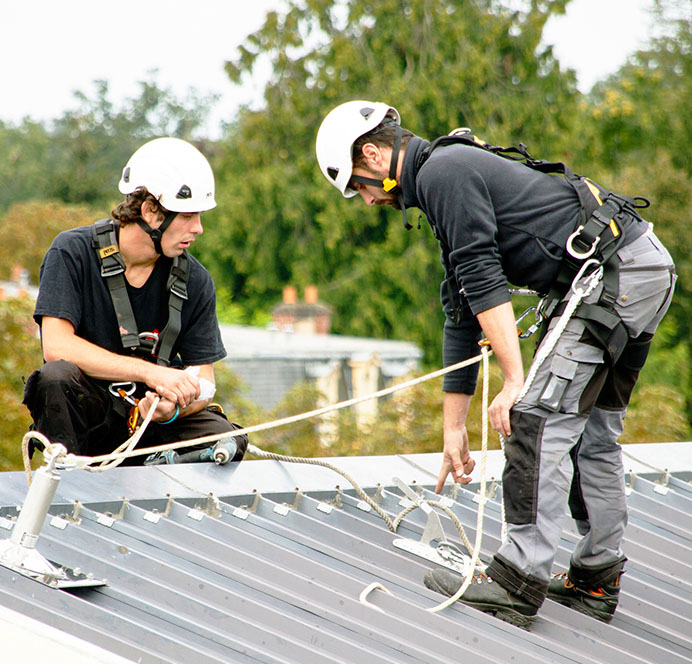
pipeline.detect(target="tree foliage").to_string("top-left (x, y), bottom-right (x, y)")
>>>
top-left (0, 297), bottom-right (41, 471)
top-left (0, 201), bottom-right (95, 283)
top-left (197, 0), bottom-right (581, 368)
top-left (0, 76), bottom-right (218, 213)
top-left (1, 0), bottom-right (692, 473)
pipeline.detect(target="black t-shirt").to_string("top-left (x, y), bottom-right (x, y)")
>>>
top-left (34, 223), bottom-right (226, 367)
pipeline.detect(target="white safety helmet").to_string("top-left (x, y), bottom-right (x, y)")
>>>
top-left (118, 137), bottom-right (216, 213)
top-left (315, 100), bottom-right (400, 198)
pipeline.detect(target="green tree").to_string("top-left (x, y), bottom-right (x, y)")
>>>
top-left (198, 0), bottom-right (581, 369)
top-left (0, 201), bottom-right (95, 283)
top-left (0, 76), bottom-right (218, 212)
top-left (0, 297), bottom-right (41, 471)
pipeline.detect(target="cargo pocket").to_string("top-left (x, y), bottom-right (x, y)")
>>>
top-left (616, 268), bottom-right (675, 337)
top-left (537, 341), bottom-right (604, 414)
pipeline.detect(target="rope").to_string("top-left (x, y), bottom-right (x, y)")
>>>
top-left (427, 346), bottom-right (491, 612)
top-left (35, 352), bottom-right (490, 472)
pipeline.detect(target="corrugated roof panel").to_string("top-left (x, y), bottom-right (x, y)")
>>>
top-left (1, 445), bottom-right (691, 664)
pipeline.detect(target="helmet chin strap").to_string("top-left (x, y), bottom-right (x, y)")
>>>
top-left (136, 211), bottom-right (178, 255)
top-left (350, 124), bottom-right (412, 230)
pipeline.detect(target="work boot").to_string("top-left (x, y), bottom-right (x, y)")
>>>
top-left (424, 569), bottom-right (537, 628)
top-left (547, 569), bottom-right (622, 623)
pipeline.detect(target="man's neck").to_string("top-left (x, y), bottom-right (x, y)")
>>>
top-left (118, 222), bottom-right (160, 274)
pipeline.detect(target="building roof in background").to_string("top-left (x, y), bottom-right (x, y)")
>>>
top-left (1, 443), bottom-right (691, 663)
top-left (219, 323), bottom-right (423, 362)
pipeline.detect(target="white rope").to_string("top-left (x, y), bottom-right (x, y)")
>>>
top-left (35, 351), bottom-right (491, 472)
top-left (516, 259), bottom-right (603, 406)
top-left (427, 346), bottom-right (491, 612)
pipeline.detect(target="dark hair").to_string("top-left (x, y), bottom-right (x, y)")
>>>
top-left (111, 187), bottom-right (169, 224)
top-left (352, 111), bottom-right (413, 170)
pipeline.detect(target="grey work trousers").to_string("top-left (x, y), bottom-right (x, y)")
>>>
top-left (487, 231), bottom-right (676, 606)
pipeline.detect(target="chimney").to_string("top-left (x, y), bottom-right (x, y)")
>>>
top-left (283, 285), bottom-right (297, 304)
top-left (11, 264), bottom-right (29, 286)
top-left (271, 284), bottom-right (332, 334)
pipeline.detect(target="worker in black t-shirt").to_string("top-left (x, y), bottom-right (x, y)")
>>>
top-left (316, 101), bottom-right (675, 627)
top-left (24, 137), bottom-right (247, 465)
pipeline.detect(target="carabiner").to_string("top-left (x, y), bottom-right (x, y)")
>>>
top-left (109, 381), bottom-right (137, 406)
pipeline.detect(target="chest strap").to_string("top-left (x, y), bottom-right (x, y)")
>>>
top-left (91, 219), bottom-right (189, 366)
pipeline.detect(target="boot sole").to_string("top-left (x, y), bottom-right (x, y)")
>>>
top-left (424, 577), bottom-right (535, 629)
top-left (457, 599), bottom-right (536, 629)
top-left (548, 596), bottom-right (615, 623)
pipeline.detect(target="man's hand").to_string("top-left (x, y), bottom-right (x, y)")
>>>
top-left (142, 365), bottom-right (200, 409)
top-left (435, 426), bottom-right (476, 493)
top-left (488, 380), bottom-right (523, 438)
top-left (138, 391), bottom-right (178, 423)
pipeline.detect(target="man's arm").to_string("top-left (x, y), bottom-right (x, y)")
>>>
top-left (41, 316), bottom-right (201, 409)
top-left (435, 301), bottom-right (524, 492)
top-left (436, 391), bottom-right (476, 492)
top-left (476, 301), bottom-right (525, 437)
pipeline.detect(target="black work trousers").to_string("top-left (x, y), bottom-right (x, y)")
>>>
top-left (23, 360), bottom-right (247, 464)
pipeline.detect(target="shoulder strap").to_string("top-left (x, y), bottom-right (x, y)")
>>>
top-left (155, 251), bottom-right (190, 366)
top-left (91, 219), bottom-right (140, 351)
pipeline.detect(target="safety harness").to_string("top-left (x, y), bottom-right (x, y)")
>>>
top-left (91, 218), bottom-right (189, 367)
top-left (417, 131), bottom-right (651, 362)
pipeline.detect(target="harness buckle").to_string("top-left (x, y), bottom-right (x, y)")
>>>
top-left (566, 225), bottom-right (601, 260)
top-left (99, 261), bottom-right (125, 278)
top-left (169, 281), bottom-right (188, 301)
top-left (137, 331), bottom-right (159, 356)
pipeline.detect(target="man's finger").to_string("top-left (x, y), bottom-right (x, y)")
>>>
top-left (435, 460), bottom-right (453, 494)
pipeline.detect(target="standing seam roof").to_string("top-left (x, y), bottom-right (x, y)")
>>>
top-left (0, 446), bottom-right (691, 663)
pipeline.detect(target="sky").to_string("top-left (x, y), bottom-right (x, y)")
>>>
top-left (1, 0), bottom-right (657, 137)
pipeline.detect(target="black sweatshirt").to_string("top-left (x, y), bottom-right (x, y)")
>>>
top-left (400, 136), bottom-right (582, 393)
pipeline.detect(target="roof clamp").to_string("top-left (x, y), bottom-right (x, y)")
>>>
top-left (625, 472), bottom-right (637, 496)
top-left (274, 489), bottom-right (303, 517)
top-left (329, 486), bottom-right (344, 509)
top-left (654, 469), bottom-right (670, 496)
top-left (0, 447), bottom-right (107, 589)
top-left (390, 477), bottom-right (472, 576)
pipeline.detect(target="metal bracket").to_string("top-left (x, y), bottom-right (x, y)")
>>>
top-left (390, 477), bottom-right (472, 575)
top-left (0, 451), bottom-right (106, 589)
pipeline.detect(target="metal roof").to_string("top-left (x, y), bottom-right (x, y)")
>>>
top-left (1, 443), bottom-right (691, 664)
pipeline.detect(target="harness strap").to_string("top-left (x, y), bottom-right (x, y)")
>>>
top-left (155, 253), bottom-right (189, 367)
top-left (91, 220), bottom-right (140, 351)
top-left (91, 218), bottom-right (189, 366)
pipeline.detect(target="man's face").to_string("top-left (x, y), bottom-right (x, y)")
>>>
top-left (349, 166), bottom-right (399, 208)
top-left (159, 212), bottom-right (204, 257)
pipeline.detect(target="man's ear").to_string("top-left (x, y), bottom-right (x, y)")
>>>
top-left (360, 142), bottom-right (385, 169)
top-left (140, 200), bottom-right (162, 226)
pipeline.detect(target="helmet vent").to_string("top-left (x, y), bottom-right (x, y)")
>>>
top-left (122, 167), bottom-right (130, 183)
top-left (176, 184), bottom-right (192, 199)
top-left (327, 167), bottom-right (339, 181)
top-left (360, 106), bottom-right (375, 120)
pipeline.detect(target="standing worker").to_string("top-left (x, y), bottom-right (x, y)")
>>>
top-left (315, 101), bottom-right (675, 627)
top-left (24, 137), bottom-right (247, 465)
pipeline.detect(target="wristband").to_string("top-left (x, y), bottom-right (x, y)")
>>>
top-left (159, 405), bottom-right (179, 425)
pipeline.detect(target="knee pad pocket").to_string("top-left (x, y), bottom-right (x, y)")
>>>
top-left (503, 411), bottom-right (546, 524)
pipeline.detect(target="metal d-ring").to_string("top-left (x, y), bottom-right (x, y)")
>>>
top-left (566, 225), bottom-right (600, 260)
